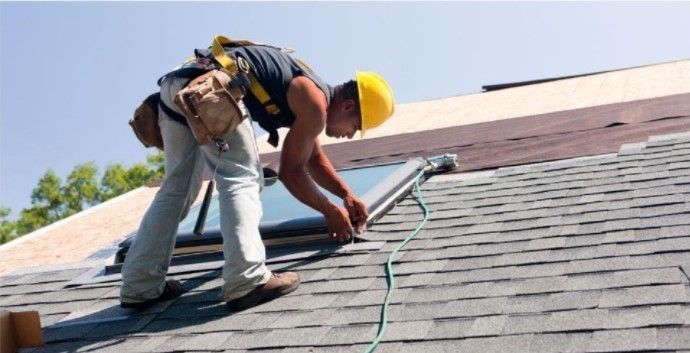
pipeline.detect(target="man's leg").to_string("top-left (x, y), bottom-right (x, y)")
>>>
top-left (198, 117), bottom-right (272, 301)
top-left (120, 76), bottom-right (204, 303)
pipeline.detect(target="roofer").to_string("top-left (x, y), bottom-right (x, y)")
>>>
top-left (120, 36), bottom-right (395, 311)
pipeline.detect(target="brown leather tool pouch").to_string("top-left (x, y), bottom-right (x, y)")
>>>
top-left (173, 69), bottom-right (247, 145)
top-left (129, 93), bottom-right (164, 150)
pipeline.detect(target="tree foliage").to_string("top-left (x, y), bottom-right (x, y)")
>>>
top-left (0, 151), bottom-right (165, 244)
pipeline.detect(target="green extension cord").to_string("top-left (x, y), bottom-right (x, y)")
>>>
top-left (363, 170), bottom-right (430, 353)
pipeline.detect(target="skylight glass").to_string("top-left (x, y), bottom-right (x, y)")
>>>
top-left (177, 162), bottom-right (404, 234)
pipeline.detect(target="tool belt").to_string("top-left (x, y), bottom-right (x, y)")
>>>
top-left (129, 93), bottom-right (164, 150)
top-left (129, 35), bottom-right (289, 150)
top-left (173, 68), bottom-right (247, 146)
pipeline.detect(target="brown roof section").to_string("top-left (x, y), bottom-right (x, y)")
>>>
top-left (260, 93), bottom-right (690, 173)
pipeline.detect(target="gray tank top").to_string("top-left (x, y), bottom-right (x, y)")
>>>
top-left (227, 46), bottom-right (334, 147)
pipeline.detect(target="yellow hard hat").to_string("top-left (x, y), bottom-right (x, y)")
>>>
top-left (356, 71), bottom-right (395, 136)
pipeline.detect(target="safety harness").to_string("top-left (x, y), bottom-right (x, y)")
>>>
top-left (159, 36), bottom-right (284, 128)
top-left (210, 36), bottom-right (282, 117)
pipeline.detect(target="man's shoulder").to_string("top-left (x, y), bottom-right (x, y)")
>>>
top-left (287, 76), bottom-right (328, 110)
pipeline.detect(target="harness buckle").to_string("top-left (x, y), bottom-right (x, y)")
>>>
top-left (237, 56), bottom-right (251, 73)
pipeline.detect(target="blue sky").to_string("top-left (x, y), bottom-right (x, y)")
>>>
top-left (2, 2), bottom-right (690, 218)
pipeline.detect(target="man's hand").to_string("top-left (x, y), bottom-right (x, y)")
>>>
top-left (325, 204), bottom-right (353, 242)
top-left (344, 193), bottom-right (368, 234)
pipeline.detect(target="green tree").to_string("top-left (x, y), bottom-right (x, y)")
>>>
top-left (62, 162), bottom-right (101, 217)
top-left (15, 169), bottom-right (64, 235)
top-left (147, 152), bottom-right (165, 179)
top-left (0, 206), bottom-right (17, 243)
top-left (100, 151), bottom-right (165, 201)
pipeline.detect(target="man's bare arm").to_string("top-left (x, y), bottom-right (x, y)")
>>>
top-left (306, 139), bottom-right (352, 199)
top-left (307, 140), bottom-right (369, 232)
top-left (279, 76), bottom-right (353, 240)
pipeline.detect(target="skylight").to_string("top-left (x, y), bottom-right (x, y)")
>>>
top-left (115, 159), bottom-right (426, 263)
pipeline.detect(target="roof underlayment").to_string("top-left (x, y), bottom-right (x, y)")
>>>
top-left (1, 130), bottom-right (689, 352)
top-left (256, 59), bottom-right (690, 153)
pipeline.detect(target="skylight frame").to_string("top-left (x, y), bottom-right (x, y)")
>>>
top-left (115, 158), bottom-right (425, 263)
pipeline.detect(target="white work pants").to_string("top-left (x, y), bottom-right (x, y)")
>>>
top-left (120, 75), bottom-right (270, 303)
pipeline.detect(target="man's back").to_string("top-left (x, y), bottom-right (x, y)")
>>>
top-left (227, 45), bottom-right (332, 146)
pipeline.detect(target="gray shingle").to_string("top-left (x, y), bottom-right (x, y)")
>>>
top-left (392, 302), bottom-right (445, 321)
top-left (0, 281), bottom-right (65, 296)
top-left (398, 248), bottom-right (446, 262)
top-left (507, 262), bottom-right (571, 279)
top-left (405, 286), bottom-right (460, 303)
top-left (218, 330), bottom-right (271, 350)
top-left (254, 293), bottom-right (340, 312)
top-left (565, 267), bottom-right (684, 291)
top-left (392, 260), bottom-right (448, 275)
top-left (319, 324), bottom-right (377, 345)
top-left (501, 313), bottom-right (551, 335)
top-left (306, 268), bottom-right (340, 282)
top-left (84, 313), bottom-right (157, 339)
top-left (588, 328), bottom-right (658, 352)
top-left (548, 309), bottom-right (608, 332)
top-left (173, 332), bottom-right (234, 351)
top-left (27, 340), bottom-right (85, 353)
top-left (424, 318), bottom-right (475, 339)
top-left (442, 296), bottom-right (508, 317)
top-left (603, 305), bottom-right (688, 329)
top-left (381, 320), bottom-right (433, 341)
top-left (263, 326), bottom-right (331, 347)
top-left (599, 284), bottom-right (690, 308)
top-left (657, 327), bottom-right (690, 350)
top-left (442, 255), bottom-right (498, 271)
top-left (0, 274), bottom-right (38, 287)
top-left (345, 288), bottom-right (410, 307)
top-left (327, 306), bottom-right (381, 326)
top-left (504, 295), bottom-right (547, 314)
top-left (494, 250), bottom-right (554, 267)
top-left (244, 312), bottom-right (284, 330)
top-left (267, 309), bottom-right (337, 329)
top-left (81, 336), bottom-right (169, 353)
top-left (193, 312), bottom-right (262, 332)
top-left (42, 323), bottom-right (97, 343)
top-left (308, 277), bottom-right (377, 294)
top-left (466, 315), bottom-right (507, 336)
top-left (0, 294), bottom-right (19, 306)
top-left (30, 269), bottom-right (90, 283)
top-left (399, 334), bottom-right (535, 353)
top-left (528, 333), bottom-right (589, 353)
top-left (514, 276), bottom-right (569, 295)
top-left (432, 267), bottom-right (511, 284)
top-left (309, 343), bottom-right (370, 353)
top-left (505, 291), bottom-right (601, 314)
top-left (602, 229), bottom-right (636, 243)
top-left (397, 273), bottom-right (437, 287)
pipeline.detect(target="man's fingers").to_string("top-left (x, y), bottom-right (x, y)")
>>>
top-left (360, 204), bottom-right (369, 220)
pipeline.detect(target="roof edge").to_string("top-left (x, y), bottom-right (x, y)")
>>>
top-left (481, 57), bottom-right (690, 92)
top-left (404, 57), bottom-right (690, 104)
top-left (0, 186), bottom-right (150, 253)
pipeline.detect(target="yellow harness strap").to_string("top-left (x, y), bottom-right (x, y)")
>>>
top-left (211, 35), bottom-right (281, 116)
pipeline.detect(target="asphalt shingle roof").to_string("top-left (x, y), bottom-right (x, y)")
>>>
top-left (2, 130), bottom-right (690, 353)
